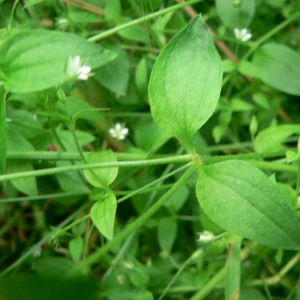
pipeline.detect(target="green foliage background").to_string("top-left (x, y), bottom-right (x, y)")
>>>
top-left (1, 0), bottom-right (300, 299)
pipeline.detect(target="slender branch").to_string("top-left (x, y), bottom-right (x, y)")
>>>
top-left (0, 155), bottom-right (193, 182)
top-left (87, 0), bottom-right (203, 42)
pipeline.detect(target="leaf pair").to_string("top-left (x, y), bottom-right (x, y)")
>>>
top-left (149, 15), bottom-right (300, 250)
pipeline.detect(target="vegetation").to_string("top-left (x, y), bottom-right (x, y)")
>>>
top-left (1, 0), bottom-right (300, 299)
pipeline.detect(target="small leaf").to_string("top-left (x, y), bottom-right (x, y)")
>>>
top-left (65, 96), bottom-right (107, 123)
top-left (105, 0), bottom-right (121, 21)
top-left (148, 15), bottom-right (223, 152)
top-left (69, 236), bottom-right (84, 262)
top-left (0, 29), bottom-right (117, 93)
top-left (196, 160), bottom-right (300, 250)
top-left (94, 47), bottom-right (130, 96)
top-left (254, 124), bottom-right (300, 153)
top-left (7, 161), bottom-right (38, 196)
top-left (215, 0), bottom-right (256, 29)
top-left (157, 217), bottom-right (178, 252)
top-left (84, 150), bottom-right (118, 189)
top-left (90, 192), bottom-right (117, 240)
top-left (252, 43), bottom-right (300, 96)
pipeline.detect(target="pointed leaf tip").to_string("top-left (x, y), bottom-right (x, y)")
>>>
top-left (148, 15), bottom-right (223, 152)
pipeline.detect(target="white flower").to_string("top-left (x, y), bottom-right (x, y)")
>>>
top-left (234, 28), bottom-right (252, 42)
top-left (109, 123), bottom-right (129, 140)
top-left (198, 231), bottom-right (214, 243)
top-left (66, 55), bottom-right (91, 80)
top-left (56, 18), bottom-right (69, 27)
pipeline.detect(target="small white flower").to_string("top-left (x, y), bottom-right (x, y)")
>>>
top-left (234, 28), bottom-right (252, 42)
top-left (198, 231), bottom-right (214, 243)
top-left (66, 55), bottom-right (91, 80)
top-left (56, 18), bottom-right (69, 27)
top-left (109, 123), bottom-right (129, 140)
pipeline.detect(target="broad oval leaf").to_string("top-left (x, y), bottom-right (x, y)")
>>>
top-left (0, 29), bottom-right (117, 93)
top-left (252, 43), bottom-right (300, 96)
top-left (196, 160), bottom-right (300, 250)
top-left (148, 15), bottom-right (223, 152)
top-left (215, 0), bottom-right (256, 29)
top-left (90, 192), bottom-right (117, 240)
top-left (84, 150), bottom-right (118, 189)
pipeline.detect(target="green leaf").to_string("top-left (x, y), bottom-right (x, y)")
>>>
top-left (0, 30), bottom-right (117, 93)
top-left (148, 15), bottom-right (223, 152)
top-left (215, 0), bottom-right (256, 29)
top-left (128, 266), bottom-right (149, 287)
top-left (24, 0), bottom-right (45, 8)
top-left (252, 43), bottom-right (300, 96)
top-left (90, 192), bottom-right (117, 240)
top-left (65, 96), bottom-right (107, 123)
top-left (157, 217), bottom-right (177, 252)
top-left (69, 236), bottom-right (84, 262)
top-left (7, 161), bottom-right (38, 196)
top-left (196, 160), bottom-right (300, 250)
top-left (117, 17), bottom-right (148, 43)
top-left (105, 0), bottom-right (121, 21)
top-left (0, 89), bottom-right (6, 175)
top-left (94, 47), bottom-right (130, 96)
top-left (254, 124), bottom-right (300, 153)
top-left (84, 150), bottom-right (118, 188)
top-left (134, 116), bottom-right (169, 153)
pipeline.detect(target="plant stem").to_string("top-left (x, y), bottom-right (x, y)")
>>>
top-left (88, 0), bottom-right (202, 42)
top-left (70, 164), bottom-right (197, 275)
top-left (0, 154), bottom-right (193, 182)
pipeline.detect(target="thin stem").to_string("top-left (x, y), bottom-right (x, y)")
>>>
top-left (8, 0), bottom-right (20, 30)
top-left (158, 250), bottom-right (203, 300)
top-left (88, 0), bottom-right (202, 42)
top-left (250, 251), bottom-right (300, 287)
top-left (0, 155), bottom-right (193, 182)
top-left (70, 164), bottom-right (197, 275)
top-left (52, 215), bottom-right (89, 240)
top-left (51, 164), bottom-right (191, 240)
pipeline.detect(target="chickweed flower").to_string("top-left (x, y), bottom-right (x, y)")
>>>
top-left (66, 55), bottom-right (91, 80)
top-left (234, 28), bottom-right (252, 42)
top-left (198, 231), bottom-right (214, 243)
top-left (109, 123), bottom-right (129, 140)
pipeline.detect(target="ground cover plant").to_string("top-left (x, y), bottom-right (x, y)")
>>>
top-left (1, 0), bottom-right (300, 299)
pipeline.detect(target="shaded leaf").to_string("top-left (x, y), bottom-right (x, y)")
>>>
top-left (252, 43), bottom-right (300, 96)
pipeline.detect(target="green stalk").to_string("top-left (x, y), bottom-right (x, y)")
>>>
top-left (70, 164), bottom-right (197, 275)
top-left (158, 250), bottom-right (203, 300)
top-left (0, 89), bottom-right (7, 176)
top-left (52, 163), bottom-right (191, 240)
top-left (225, 241), bottom-right (241, 300)
top-left (88, 0), bottom-right (202, 42)
top-left (0, 154), bottom-right (192, 183)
